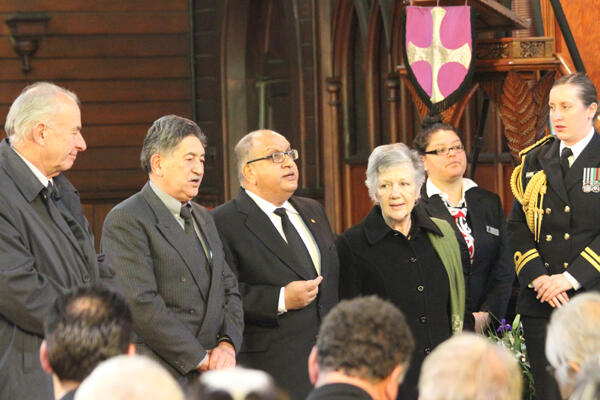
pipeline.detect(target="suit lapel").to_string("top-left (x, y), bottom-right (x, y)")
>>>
top-left (142, 184), bottom-right (209, 301)
top-left (0, 141), bottom-right (93, 267)
top-left (192, 203), bottom-right (224, 300)
top-left (566, 132), bottom-right (600, 192)
top-left (539, 139), bottom-right (569, 203)
top-left (420, 185), bottom-right (467, 245)
top-left (420, 187), bottom-right (457, 232)
top-left (235, 190), bottom-right (314, 280)
top-left (289, 196), bottom-right (324, 276)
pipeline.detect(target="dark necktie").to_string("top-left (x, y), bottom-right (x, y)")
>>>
top-left (44, 182), bottom-right (95, 267)
top-left (180, 204), bottom-right (212, 265)
top-left (560, 147), bottom-right (573, 177)
top-left (274, 208), bottom-right (316, 278)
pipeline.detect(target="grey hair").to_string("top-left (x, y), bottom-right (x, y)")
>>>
top-left (571, 353), bottom-right (600, 400)
top-left (140, 115), bottom-right (207, 173)
top-left (419, 333), bottom-right (522, 400)
top-left (5, 82), bottom-right (80, 144)
top-left (74, 355), bottom-right (184, 400)
top-left (546, 292), bottom-right (600, 394)
top-left (234, 130), bottom-right (284, 183)
top-left (365, 142), bottom-right (425, 203)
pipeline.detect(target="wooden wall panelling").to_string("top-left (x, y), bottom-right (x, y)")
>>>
top-left (315, 1), bottom-right (339, 230)
top-left (295, 0), bottom-right (322, 196)
top-left (194, 0), bottom-right (225, 207)
top-left (0, 0), bottom-right (192, 240)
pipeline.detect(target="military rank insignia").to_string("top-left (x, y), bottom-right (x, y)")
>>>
top-left (583, 168), bottom-right (600, 193)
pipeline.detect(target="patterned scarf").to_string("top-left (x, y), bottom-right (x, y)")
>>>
top-left (443, 200), bottom-right (474, 263)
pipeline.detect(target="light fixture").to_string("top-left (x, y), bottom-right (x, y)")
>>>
top-left (5, 12), bottom-right (51, 74)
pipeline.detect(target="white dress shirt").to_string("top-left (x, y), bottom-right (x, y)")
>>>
top-left (245, 189), bottom-right (321, 313)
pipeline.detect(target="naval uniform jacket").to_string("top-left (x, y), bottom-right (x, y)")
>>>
top-left (419, 184), bottom-right (514, 323)
top-left (337, 205), bottom-right (452, 400)
top-left (508, 133), bottom-right (600, 318)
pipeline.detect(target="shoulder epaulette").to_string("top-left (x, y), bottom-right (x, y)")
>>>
top-left (518, 135), bottom-right (554, 158)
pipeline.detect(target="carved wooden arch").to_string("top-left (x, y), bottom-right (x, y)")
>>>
top-left (220, 0), bottom-right (251, 199)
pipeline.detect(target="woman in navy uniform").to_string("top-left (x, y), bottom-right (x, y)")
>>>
top-left (509, 73), bottom-right (600, 400)
top-left (414, 120), bottom-right (514, 333)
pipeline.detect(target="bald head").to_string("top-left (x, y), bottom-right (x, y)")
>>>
top-left (235, 130), bottom-right (298, 206)
top-left (419, 333), bottom-right (522, 400)
top-left (235, 130), bottom-right (286, 183)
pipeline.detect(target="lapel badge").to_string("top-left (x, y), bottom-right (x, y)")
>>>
top-left (310, 218), bottom-right (316, 223)
top-left (583, 168), bottom-right (600, 193)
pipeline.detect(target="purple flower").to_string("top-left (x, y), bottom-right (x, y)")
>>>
top-left (496, 318), bottom-right (512, 333)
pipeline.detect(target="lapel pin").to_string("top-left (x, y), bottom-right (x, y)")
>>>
top-left (310, 218), bottom-right (316, 223)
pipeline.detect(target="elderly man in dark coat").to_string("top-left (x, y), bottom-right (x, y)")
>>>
top-left (0, 82), bottom-right (113, 399)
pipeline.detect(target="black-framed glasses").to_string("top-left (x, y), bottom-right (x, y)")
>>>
top-left (423, 144), bottom-right (465, 156)
top-left (246, 149), bottom-right (299, 165)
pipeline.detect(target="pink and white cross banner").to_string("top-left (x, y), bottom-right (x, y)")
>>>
top-left (403, 6), bottom-right (474, 112)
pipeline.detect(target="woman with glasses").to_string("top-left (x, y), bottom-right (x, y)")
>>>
top-left (413, 119), bottom-right (513, 334)
top-left (337, 142), bottom-right (465, 400)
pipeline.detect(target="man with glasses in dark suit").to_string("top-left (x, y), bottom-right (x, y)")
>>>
top-left (211, 130), bottom-right (339, 400)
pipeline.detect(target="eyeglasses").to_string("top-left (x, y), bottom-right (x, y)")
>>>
top-left (246, 149), bottom-right (299, 164)
top-left (423, 144), bottom-right (465, 156)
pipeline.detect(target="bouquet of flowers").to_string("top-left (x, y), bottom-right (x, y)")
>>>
top-left (487, 314), bottom-right (535, 400)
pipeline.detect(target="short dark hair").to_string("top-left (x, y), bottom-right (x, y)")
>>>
top-left (553, 73), bottom-right (599, 119)
top-left (140, 114), bottom-right (207, 173)
top-left (316, 296), bottom-right (414, 382)
top-left (413, 114), bottom-right (462, 155)
top-left (43, 285), bottom-right (133, 382)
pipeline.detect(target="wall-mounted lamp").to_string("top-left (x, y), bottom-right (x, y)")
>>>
top-left (5, 12), bottom-right (51, 74)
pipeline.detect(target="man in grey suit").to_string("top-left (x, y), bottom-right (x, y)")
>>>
top-left (0, 82), bottom-right (113, 399)
top-left (211, 130), bottom-right (339, 399)
top-left (101, 115), bottom-right (244, 387)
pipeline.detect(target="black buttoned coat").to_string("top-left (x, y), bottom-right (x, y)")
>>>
top-left (337, 205), bottom-right (451, 400)
top-left (419, 184), bottom-right (514, 324)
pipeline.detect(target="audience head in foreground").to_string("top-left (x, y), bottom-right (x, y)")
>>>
top-left (570, 353), bottom-right (600, 400)
top-left (74, 355), bottom-right (184, 400)
top-left (190, 367), bottom-right (286, 400)
top-left (307, 296), bottom-right (414, 400)
top-left (419, 333), bottom-right (522, 400)
top-left (546, 292), bottom-right (600, 399)
top-left (40, 285), bottom-right (134, 400)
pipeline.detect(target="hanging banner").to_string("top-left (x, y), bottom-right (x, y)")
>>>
top-left (403, 6), bottom-right (474, 113)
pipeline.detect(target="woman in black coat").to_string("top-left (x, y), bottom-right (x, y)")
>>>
top-left (413, 121), bottom-right (514, 333)
top-left (337, 143), bottom-right (465, 400)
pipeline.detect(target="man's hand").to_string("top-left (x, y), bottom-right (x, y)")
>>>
top-left (284, 276), bottom-right (323, 310)
top-left (532, 274), bottom-right (571, 308)
top-left (197, 354), bottom-right (210, 372)
top-left (473, 311), bottom-right (491, 334)
top-left (207, 341), bottom-right (236, 370)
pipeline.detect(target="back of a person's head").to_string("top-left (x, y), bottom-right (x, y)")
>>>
top-left (571, 353), bottom-right (600, 400)
top-left (316, 296), bottom-right (414, 383)
top-left (74, 355), bottom-right (184, 400)
top-left (43, 285), bottom-right (133, 382)
top-left (189, 367), bottom-right (287, 400)
top-left (419, 333), bottom-right (522, 400)
top-left (546, 292), bottom-right (600, 390)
